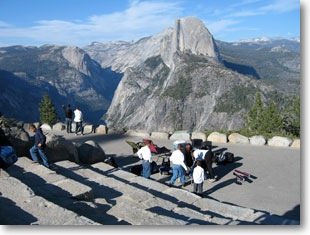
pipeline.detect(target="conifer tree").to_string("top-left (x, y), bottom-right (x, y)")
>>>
top-left (261, 102), bottom-right (283, 134)
top-left (39, 94), bottom-right (57, 126)
top-left (283, 96), bottom-right (300, 137)
top-left (246, 92), bottom-right (264, 133)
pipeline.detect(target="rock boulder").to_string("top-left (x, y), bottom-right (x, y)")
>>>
top-left (267, 136), bottom-right (292, 147)
top-left (207, 132), bottom-right (227, 143)
top-left (77, 140), bottom-right (106, 164)
top-left (228, 133), bottom-right (249, 144)
top-left (45, 134), bottom-right (79, 163)
top-left (249, 135), bottom-right (266, 146)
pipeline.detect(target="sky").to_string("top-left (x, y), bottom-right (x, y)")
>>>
top-left (0, 0), bottom-right (300, 47)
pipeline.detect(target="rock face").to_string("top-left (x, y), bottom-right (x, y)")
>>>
top-left (77, 140), bottom-right (106, 164)
top-left (84, 17), bottom-right (220, 72)
top-left (0, 46), bottom-right (121, 123)
top-left (0, 117), bottom-right (32, 157)
top-left (105, 17), bottom-right (275, 132)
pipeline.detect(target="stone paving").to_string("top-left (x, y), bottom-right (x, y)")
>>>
top-left (0, 155), bottom-right (299, 225)
top-left (0, 132), bottom-right (300, 225)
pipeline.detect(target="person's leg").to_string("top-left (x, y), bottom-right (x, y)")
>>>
top-left (179, 166), bottom-right (186, 186)
top-left (142, 160), bottom-right (151, 178)
top-left (205, 153), bottom-right (215, 179)
top-left (169, 165), bottom-right (179, 185)
top-left (66, 118), bottom-right (69, 133)
top-left (69, 119), bottom-right (72, 133)
top-left (75, 122), bottom-right (78, 134)
top-left (80, 121), bottom-right (84, 135)
top-left (193, 183), bottom-right (198, 193)
top-left (29, 146), bottom-right (39, 162)
top-left (198, 183), bottom-right (203, 194)
top-left (38, 148), bottom-right (50, 168)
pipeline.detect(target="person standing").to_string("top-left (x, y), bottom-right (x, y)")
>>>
top-left (193, 147), bottom-right (216, 182)
top-left (74, 107), bottom-right (83, 136)
top-left (63, 104), bottom-right (73, 133)
top-left (136, 140), bottom-right (152, 178)
top-left (29, 124), bottom-right (50, 168)
top-left (192, 160), bottom-right (204, 196)
top-left (184, 143), bottom-right (194, 168)
top-left (168, 144), bottom-right (188, 187)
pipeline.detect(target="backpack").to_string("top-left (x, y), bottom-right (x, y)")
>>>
top-left (216, 151), bottom-right (234, 165)
top-left (0, 145), bottom-right (18, 169)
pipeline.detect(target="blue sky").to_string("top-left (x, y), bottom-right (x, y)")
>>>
top-left (0, 0), bottom-right (300, 46)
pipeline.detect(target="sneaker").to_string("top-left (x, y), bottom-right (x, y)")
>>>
top-left (208, 178), bottom-right (216, 183)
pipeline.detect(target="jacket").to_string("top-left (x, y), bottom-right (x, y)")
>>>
top-left (34, 128), bottom-right (46, 148)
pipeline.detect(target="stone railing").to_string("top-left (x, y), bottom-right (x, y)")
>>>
top-left (125, 130), bottom-right (300, 149)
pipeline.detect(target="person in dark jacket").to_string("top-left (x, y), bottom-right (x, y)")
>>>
top-left (63, 104), bottom-right (73, 133)
top-left (29, 124), bottom-right (49, 168)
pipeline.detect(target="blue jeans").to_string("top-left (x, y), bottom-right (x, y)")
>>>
top-left (65, 118), bottom-right (72, 133)
top-left (141, 160), bottom-right (151, 178)
top-left (169, 164), bottom-right (186, 185)
top-left (75, 121), bottom-right (83, 134)
top-left (30, 146), bottom-right (49, 168)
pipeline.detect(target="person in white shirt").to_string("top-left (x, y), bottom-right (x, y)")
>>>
top-left (168, 144), bottom-right (188, 187)
top-left (136, 140), bottom-right (152, 178)
top-left (193, 160), bottom-right (204, 196)
top-left (74, 107), bottom-right (83, 135)
top-left (193, 146), bottom-right (216, 182)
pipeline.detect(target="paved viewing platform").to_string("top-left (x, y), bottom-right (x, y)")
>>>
top-left (0, 132), bottom-right (300, 225)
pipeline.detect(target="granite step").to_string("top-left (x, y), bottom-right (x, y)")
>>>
top-left (7, 157), bottom-right (93, 201)
top-left (0, 170), bottom-right (98, 225)
top-left (55, 160), bottom-right (275, 225)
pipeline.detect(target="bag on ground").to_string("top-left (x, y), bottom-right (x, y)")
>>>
top-left (0, 145), bottom-right (18, 169)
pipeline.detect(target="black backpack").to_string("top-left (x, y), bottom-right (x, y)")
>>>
top-left (216, 151), bottom-right (234, 165)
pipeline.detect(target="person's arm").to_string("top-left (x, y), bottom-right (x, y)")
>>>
top-left (136, 148), bottom-right (143, 159)
top-left (37, 131), bottom-right (45, 147)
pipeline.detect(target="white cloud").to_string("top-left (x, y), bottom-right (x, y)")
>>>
top-left (206, 19), bottom-right (240, 35)
top-left (228, 0), bottom-right (299, 18)
top-left (260, 0), bottom-right (299, 13)
top-left (0, 0), bottom-right (183, 46)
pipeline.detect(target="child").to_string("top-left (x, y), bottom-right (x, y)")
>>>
top-left (193, 160), bottom-right (204, 196)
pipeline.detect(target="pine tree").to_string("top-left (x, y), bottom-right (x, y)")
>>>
top-left (283, 96), bottom-right (300, 137)
top-left (246, 92), bottom-right (264, 134)
top-left (261, 102), bottom-right (283, 134)
top-left (39, 94), bottom-right (57, 126)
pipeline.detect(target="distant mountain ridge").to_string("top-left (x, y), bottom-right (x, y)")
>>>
top-left (0, 17), bottom-right (300, 130)
top-left (100, 17), bottom-right (298, 132)
top-left (0, 45), bottom-right (122, 122)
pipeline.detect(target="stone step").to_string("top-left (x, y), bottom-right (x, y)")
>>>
top-left (55, 161), bottom-right (214, 225)
top-left (3, 158), bottom-right (297, 225)
top-left (0, 171), bottom-right (98, 225)
top-left (91, 161), bottom-right (299, 225)
top-left (7, 157), bottom-right (93, 201)
top-left (57, 160), bottom-right (275, 225)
